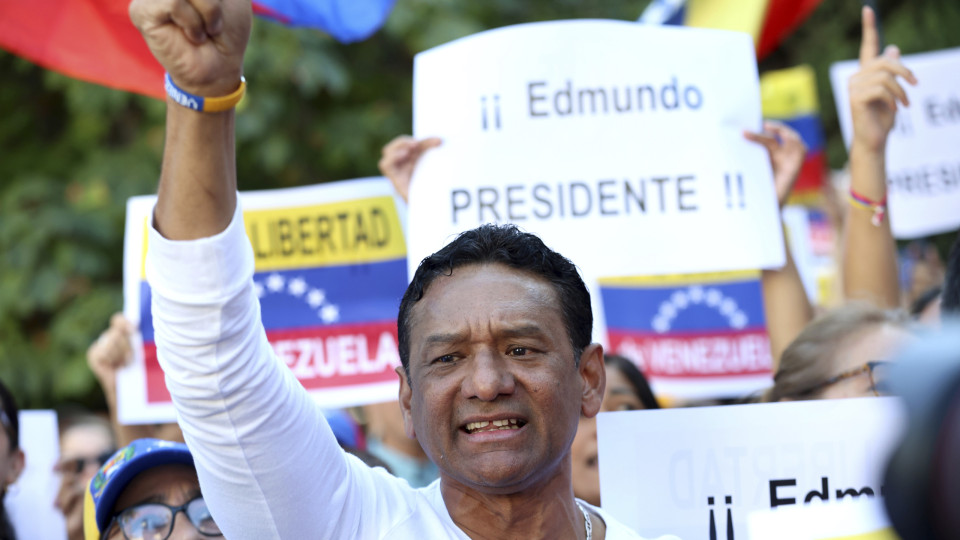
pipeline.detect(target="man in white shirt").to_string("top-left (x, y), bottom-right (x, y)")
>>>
top-left (131, 0), bottom-right (677, 538)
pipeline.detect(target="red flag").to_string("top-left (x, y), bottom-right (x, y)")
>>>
top-left (757, 0), bottom-right (824, 59)
top-left (0, 0), bottom-right (165, 99)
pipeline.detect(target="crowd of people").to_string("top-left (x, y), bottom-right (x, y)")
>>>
top-left (1, 1), bottom-right (958, 539)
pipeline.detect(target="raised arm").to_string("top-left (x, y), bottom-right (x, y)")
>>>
top-left (842, 6), bottom-right (917, 308)
top-left (745, 122), bottom-right (814, 370)
top-left (131, 3), bottom-right (364, 537)
top-left (130, 0), bottom-right (250, 239)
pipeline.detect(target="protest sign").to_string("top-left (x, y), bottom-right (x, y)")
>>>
top-left (119, 179), bottom-right (408, 424)
top-left (7, 410), bottom-right (67, 540)
top-left (600, 271), bottom-right (772, 400)
top-left (748, 499), bottom-right (896, 540)
top-left (597, 398), bottom-right (905, 540)
top-left (831, 47), bottom-right (960, 238)
top-left (408, 20), bottom-right (785, 286)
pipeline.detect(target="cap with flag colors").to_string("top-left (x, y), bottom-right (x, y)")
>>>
top-left (83, 438), bottom-right (194, 540)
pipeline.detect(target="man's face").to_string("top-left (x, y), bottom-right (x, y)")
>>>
top-left (399, 263), bottom-right (603, 494)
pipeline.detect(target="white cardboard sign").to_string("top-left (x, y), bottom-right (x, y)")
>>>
top-left (748, 499), bottom-right (894, 540)
top-left (409, 20), bottom-right (785, 284)
top-left (7, 410), bottom-right (67, 540)
top-left (120, 179), bottom-right (409, 424)
top-left (597, 398), bottom-right (905, 540)
top-left (831, 47), bottom-right (960, 238)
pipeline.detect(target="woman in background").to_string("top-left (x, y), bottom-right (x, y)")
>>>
top-left (571, 354), bottom-right (659, 506)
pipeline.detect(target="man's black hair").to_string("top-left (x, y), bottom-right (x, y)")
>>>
top-left (397, 224), bottom-right (592, 380)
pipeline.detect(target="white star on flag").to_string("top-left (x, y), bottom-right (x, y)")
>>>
top-left (319, 304), bottom-right (340, 323)
top-left (253, 281), bottom-right (265, 299)
top-left (307, 289), bottom-right (326, 308)
top-left (266, 273), bottom-right (285, 292)
top-left (288, 277), bottom-right (307, 297)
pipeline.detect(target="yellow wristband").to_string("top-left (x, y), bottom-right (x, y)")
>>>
top-left (164, 73), bottom-right (246, 113)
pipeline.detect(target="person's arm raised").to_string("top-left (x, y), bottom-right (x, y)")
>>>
top-left (130, 0), bottom-right (251, 239)
top-left (843, 6), bottom-right (917, 308)
top-left (745, 122), bottom-right (814, 370)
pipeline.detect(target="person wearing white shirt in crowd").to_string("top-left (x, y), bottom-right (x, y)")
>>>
top-left (129, 0), bottom-right (679, 538)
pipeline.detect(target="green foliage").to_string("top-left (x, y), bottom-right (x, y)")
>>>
top-left (1, 0), bottom-right (958, 410)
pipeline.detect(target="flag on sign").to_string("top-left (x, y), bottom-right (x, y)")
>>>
top-left (122, 179), bottom-right (408, 423)
top-left (0, 0), bottom-right (397, 99)
top-left (600, 271), bottom-right (772, 400)
top-left (760, 65), bottom-right (828, 198)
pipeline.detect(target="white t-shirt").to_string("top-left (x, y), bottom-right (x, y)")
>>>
top-left (146, 204), bottom-right (677, 540)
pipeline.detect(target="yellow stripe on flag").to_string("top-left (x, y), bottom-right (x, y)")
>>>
top-left (244, 196), bottom-right (406, 271)
top-left (598, 269), bottom-right (761, 287)
top-left (761, 64), bottom-right (820, 118)
top-left (139, 196), bottom-right (406, 276)
top-left (686, 0), bottom-right (771, 45)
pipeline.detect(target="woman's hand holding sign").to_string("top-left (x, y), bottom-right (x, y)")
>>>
top-left (743, 121), bottom-right (807, 208)
top-left (378, 135), bottom-right (442, 203)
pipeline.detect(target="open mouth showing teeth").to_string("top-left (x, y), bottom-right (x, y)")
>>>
top-left (463, 419), bottom-right (525, 434)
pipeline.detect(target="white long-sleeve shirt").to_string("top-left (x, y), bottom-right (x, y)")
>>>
top-left (146, 204), bottom-right (672, 539)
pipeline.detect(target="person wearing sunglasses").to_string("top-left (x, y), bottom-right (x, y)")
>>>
top-left (56, 413), bottom-right (117, 540)
top-left (83, 438), bottom-right (221, 540)
top-left (764, 304), bottom-right (911, 401)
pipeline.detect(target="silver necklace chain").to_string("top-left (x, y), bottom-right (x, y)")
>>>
top-left (576, 501), bottom-right (593, 540)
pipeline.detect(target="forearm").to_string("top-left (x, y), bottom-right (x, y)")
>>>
top-left (147, 207), bottom-right (354, 539)
top-left (843, 144), bottom-right (899, 308)
top-left (762, 229), bottom-right (813, 372)
top-left (154, 101), bottom-right (238, 240)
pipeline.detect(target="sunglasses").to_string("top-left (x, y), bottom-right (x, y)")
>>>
top-left (104, 496), bottom-right (222, 540)
top-left (54, 450), bottom-right (114, 476)
top-left (794, 361), bottom-right (891, 398)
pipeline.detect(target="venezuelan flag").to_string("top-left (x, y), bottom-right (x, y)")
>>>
top-left (137, 192), bottom-right (408, 405)
top-left (0, 0), bottom-right (396, 100)
top-left (761, 65), bottom-right (827, 197)
top-left (640, 0), bottom-right (824, 59)
top-left (600, 270), bottom-right (772, 399)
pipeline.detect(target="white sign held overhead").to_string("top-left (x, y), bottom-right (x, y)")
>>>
top-left (831, 47), bottom-right (960, 238)
top-left (597, 399), bottom-right (905, 540)
top-left (409, 20), bottom-right (785, 282)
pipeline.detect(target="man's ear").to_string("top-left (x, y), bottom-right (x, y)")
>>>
top-left (396, 366), bottom-right (417, 439)
top-left (4, 448), bottom-right (24, 488)
top-left (579, 344), bottom-right (605, 418)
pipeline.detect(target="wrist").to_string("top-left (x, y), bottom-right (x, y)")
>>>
top-left (165, 73), bottom-right (245, 113)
